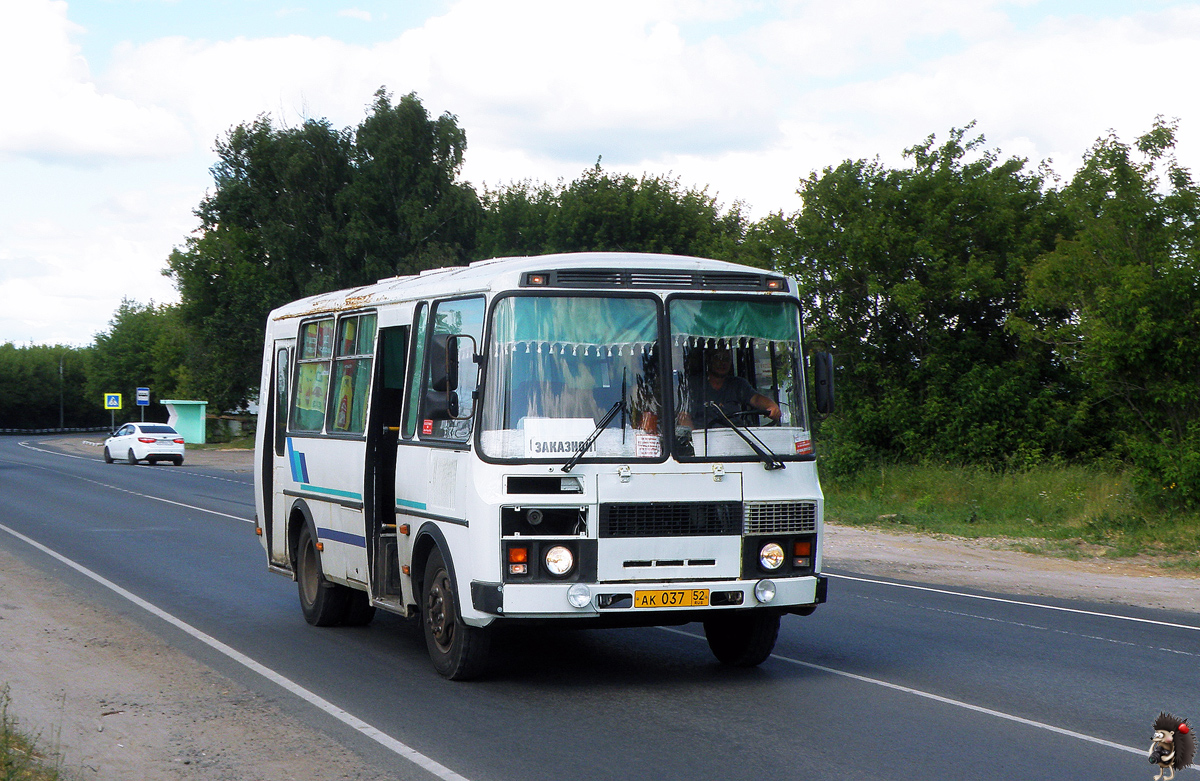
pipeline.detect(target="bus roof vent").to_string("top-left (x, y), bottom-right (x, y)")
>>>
top-left (524, 269), bottom-right (782, 291)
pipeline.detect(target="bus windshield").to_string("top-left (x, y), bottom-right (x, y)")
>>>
top-left (669, 297), bottom-right (810, 460)
top-left (480, 295), bottom-right (664, 460)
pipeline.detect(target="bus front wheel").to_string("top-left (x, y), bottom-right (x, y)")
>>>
top-left (422, 548), bottom-right (489, 680)
top-left (296, 525), bottom-right (349, 626)
top-left (703, 610), bottom-right (780, 667)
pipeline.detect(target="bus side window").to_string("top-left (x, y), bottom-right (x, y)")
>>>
top-left (327, 313), bottom-right (377, 435)
top-left (273, 346), bottom-right (290, 456)
top-left (403, 303), bottom-right (429, 439)
top-left (290, 318), bottom-right (335, 433)
top-left (422, 297), bottom-right (485, 441)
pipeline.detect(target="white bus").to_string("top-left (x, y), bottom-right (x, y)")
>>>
top-left (253, 252), bottom-right (832, 679)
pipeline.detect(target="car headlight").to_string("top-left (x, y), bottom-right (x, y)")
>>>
top-left (759, 542), bottom-right (785, 571)
top-left (544, 545), bottom-right (574, 576)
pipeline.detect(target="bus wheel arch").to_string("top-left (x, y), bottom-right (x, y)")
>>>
top-left (286, 500), bottom-right (315, 573)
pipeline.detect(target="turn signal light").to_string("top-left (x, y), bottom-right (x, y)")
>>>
top-left (508, 546), bottom-right (528, 563)
top-left (794, 541), bottom-right (812, 556)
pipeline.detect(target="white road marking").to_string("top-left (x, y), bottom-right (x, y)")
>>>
top-left (829, 573), bottom-right (1200, 632)
top-left (10, 443), bottom-right (252, 524)
top-left (17, 440), bottom-right (252, 486)
top-left (0, 522), bottom-right (472, 781)
top-left (855, 594), bottom-right (1199, 659)
top-left (661, 626), bottom-right (1164, 762)
top-left (71, 474), bottom-right (253, 524)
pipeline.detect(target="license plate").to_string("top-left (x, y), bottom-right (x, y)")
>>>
top-left (633, 589), bottom-right (709, 608)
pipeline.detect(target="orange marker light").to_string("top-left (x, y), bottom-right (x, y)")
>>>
top-left (794, 541), bottom-right (812, 556)
top-left (508, 546), bottom-right (528, 564)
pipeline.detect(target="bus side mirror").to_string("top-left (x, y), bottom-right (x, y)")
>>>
top-left (813, 351), bottom-right (835, 414)
top-left (425, 334), bottom-right (478, 421)
top-left (429, 334), bottom-right (459, 393)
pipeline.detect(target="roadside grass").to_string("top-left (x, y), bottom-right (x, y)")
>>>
top-left (0, 686), bottom-right (62, 781)
top-left (823, 463), bottom-right (1200, 566)
top-left (190, 432), bottom-right (255, 450)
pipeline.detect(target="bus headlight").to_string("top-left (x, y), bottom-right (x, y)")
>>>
top-left (544, 545), bottom-right (575, 577)
top-left (758, 542), bottom-right (785, 571)
top-left (567, 583), bottom-right (592, 608)
top-left (754, 579), bottom-right (777, 604)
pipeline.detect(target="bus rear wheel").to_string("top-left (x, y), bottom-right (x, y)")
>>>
top-left (422, 548), bottom-right (489, 680)
top-left (296, 525), bottom-right (349, 626)
top-left (343, 590), bottom-right (376, 626)
top-left (703, 610), bottom-right (780, 667)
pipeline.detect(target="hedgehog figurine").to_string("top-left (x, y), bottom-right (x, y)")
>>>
top-left (1149, 712), bottom-right (1195, 780)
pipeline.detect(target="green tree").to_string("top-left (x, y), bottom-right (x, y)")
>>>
top-left (167, 89), bottom-right (479, 410)
top-left (1020, 118), bottom-right (1200, 507)
top-left (755, 125), bottom-right (1082, 469)
top-left (476, 164), bottom-right (747, 261)
top-left (87, 300), bottom-right (187, 423)
top-left (342, 89), bottom-right (480, 280)
top-left (0, 343), bottom-right (100, 429)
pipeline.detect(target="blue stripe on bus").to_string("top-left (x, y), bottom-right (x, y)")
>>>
top-left (397, 498), bottom-right (427, 510)
top-left (301, 484), bottom-right (363, 501)
top-left (316, 527), bottom-right (367, 548)
top-left (286, 438), bottom-right (310, 483)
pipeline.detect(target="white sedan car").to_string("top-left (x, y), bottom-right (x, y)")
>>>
top-left (104, 423), bottom-right (186, 466)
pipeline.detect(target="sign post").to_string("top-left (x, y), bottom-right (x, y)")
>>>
top-left (104, 393), bottom-right (122, 431)
top-left (136, 387), bottom-right (150, 421)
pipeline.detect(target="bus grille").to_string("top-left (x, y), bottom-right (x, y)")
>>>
top-left (599, 502), bottom-right (742, 537)
top-left (743, 501), bottom-right (818, 535)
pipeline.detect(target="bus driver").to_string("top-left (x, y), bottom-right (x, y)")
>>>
top-left (682, 347), bottom-right (781, 430)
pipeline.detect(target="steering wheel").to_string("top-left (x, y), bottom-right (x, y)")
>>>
top-left (727, 410), bottom-right (779, 427)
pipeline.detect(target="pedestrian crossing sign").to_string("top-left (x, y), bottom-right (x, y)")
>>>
top-left (104, 393), bottom-right (122, 410)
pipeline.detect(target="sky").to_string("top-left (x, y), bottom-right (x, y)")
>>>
top-left (2, 0), bottom-right (1199, 347)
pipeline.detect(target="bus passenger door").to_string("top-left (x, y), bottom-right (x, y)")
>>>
top-left (367, 325), bottom-right (408, 603)
top-left (267, 338), bottom-right (294, 566)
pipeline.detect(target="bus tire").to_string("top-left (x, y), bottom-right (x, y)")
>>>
top-left (296, 525), bottom-right (349, 626)
top-left (422, 548), bottom-right (489, 680)
top-left (343, 590), bottom-right (376, 626)
top-left (103, 447), bottom-right (113, 464)
top-left (703, 610), bottom-right (780, 667)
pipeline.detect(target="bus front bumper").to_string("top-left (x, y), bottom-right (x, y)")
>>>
top-left (469, 574), bottom-right (827, 621)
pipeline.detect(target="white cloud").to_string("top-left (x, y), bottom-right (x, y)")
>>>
top-left (808, 6), bottom-right (1200, 175)
top-left (102, 0), bottom-right (776, 160)
top-left (338, 8), bottom-right (373, 22)
top-left (5, 0), bottom-right (1200, 346)
top-left (752, 0), bottom-right (1014, 78)
top-left (0, 0), bottom-right (191, 161)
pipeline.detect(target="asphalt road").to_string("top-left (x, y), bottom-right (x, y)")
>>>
top-left (2, 435), bottom-right (1197, 781)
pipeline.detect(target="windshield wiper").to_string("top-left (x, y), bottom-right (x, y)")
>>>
top-left (561, 400), bottom-right (624, 473)
top-left (705, 402), bottom-right (785, 470)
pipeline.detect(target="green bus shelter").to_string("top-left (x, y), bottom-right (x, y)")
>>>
top-left (162, 400), bottom-right (208, 444)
